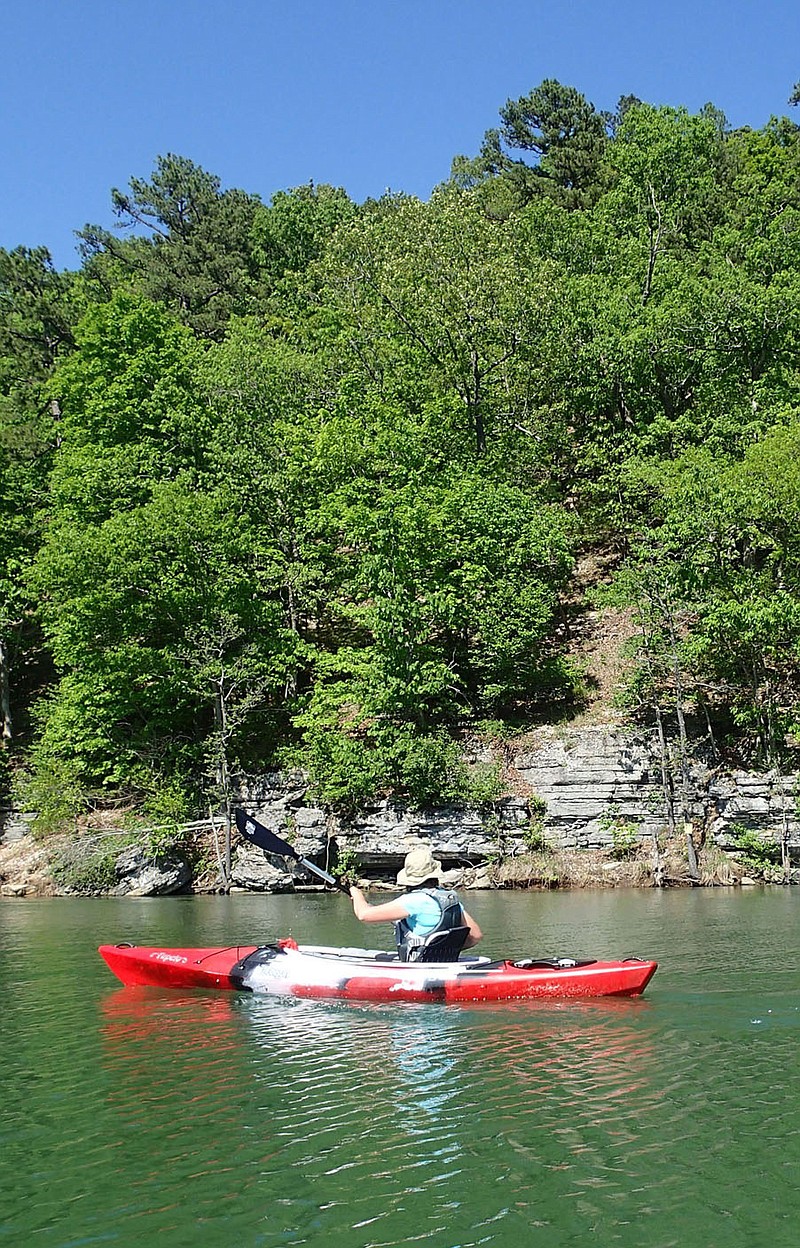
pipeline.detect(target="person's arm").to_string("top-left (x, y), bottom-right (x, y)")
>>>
top-left (461, 908), bottom-right (482, 948)
top-left (349, 885), bottom-right (410, 924)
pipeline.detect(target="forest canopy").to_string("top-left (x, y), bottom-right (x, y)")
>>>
top-left (3, 83), bottom-right (800, 824)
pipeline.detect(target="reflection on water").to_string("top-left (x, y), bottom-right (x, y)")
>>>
top-left (2, 889), bottom-right (800, 1247)
top-left (238, 993), bottom-right (664, 1247)
top-left (93, 982), bottom-right (665, 1247)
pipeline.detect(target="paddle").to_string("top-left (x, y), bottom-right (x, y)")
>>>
top-left (234, 808), bottom-right (351, 894)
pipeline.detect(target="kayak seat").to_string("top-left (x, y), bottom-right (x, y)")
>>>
top-left (411, 925), bottom-right (470, 963)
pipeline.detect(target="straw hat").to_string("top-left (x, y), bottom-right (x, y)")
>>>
top-left (396, 846), bottom-right (443, 888)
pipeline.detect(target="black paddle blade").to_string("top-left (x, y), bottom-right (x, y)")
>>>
top-left (234, 808), bottom-right (350, 894)
top-left (234, 808), bottom-right (298, 860)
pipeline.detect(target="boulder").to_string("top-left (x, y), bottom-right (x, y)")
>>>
top-left (230, 844), bottom-right (297, 892)
top-left (113, 846), bottom-right (192, 897)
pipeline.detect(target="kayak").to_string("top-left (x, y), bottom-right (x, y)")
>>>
top-left (98, 940), bottom-right (657, 1003)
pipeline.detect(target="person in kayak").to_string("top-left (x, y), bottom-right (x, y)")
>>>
top-left (349, 845), bottom-right (482, 961)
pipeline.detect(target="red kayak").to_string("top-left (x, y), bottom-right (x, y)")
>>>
top-left (98, 940), bottom-right (657, 1003)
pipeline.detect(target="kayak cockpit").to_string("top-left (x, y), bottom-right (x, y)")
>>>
top-left (296, 943), bottom-right (493, 966)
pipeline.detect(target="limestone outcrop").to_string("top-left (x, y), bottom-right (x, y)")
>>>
top-left (3, 726), bottom-right (798, 895)
top-left (238, 727), bottom-right (800, 886)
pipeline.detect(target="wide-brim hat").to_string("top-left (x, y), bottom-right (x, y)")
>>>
top-left (397, 845), bottom-right (443, 888)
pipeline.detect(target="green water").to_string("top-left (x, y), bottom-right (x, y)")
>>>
top-left (1, 887), bottom-right (799, 1247)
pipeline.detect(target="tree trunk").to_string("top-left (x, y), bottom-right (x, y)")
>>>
top-left (0, 637), bottom-right (11, 749)
top-left (214, 681), bottom-right (232, 889)
top-left (642, 182), bottom-right (663, 306)
top-left (638, 605), bottom-right (671, 881)
top-left (776, 768), bottom-right (790, 875)
top-left (469, 350), bottom-right (486, 456)
top-left (653, 704), bottom-right (674, 832)
top-left (648, 714), bottom-right (666, 888)
top-left (656, 588), bottom-right (699, 881)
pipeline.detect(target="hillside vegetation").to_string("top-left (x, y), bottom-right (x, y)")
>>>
top-left (3, 81), bottom-right (800, 833)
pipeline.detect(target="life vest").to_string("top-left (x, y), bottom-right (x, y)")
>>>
top-left (394, 888), bottom-right (464, 961)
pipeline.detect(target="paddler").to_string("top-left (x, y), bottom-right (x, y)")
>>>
top-left (349, 845), bottom-right (482, 961)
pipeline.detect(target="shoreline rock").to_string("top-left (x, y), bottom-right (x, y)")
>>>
top-left (3, 725), bottom-right (798, 897)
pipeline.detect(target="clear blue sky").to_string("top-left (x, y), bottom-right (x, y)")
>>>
top-left (3, 0), bottom-right (799, 270)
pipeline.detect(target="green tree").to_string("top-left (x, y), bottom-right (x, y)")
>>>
top-left (293, 462), bottom-right (575, 804)
top-left (26, 294), bottom-right (278, 800)
top-left (599, 103), bottom-right (729, 301)
top-left (320, 187), bottom-right (562, 459)
top-left (252, 183), bottom-right (358, 284)
top-left (0, 247), bottom-right (78, 758)
top-left (78, 154), bottom-right (266, 338)
top-left (47, 291), bottom-right (211, 525)
top-left (612, 428), bottom-right (800, 774)
top-left (452, 79), bottom-right (610, 212)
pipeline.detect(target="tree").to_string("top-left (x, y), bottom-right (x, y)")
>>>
top-left (78, 154), bottom-right (266, 338)
top-left (605, 551), bottom-right (700, 880)
top-left (0, 247), bottom-right (78, 756)
top-left (0, 247), bottom-right (76, 380)
top-left (31, 473), bottom-right (299, 807)
top-left (28, 294), bottom-right (232, 797)
top-left (451, 79), bottom-right (610, 212)
top-left (600, 103), bottom-right (728, 301)
top-left (46, 291), bottom-right (211, 525)
top-left (320, 187), bottom-right (561, 459)
top-left (252, 183), bottom-right (358, 283)
top-left (610, 431), bottom-right (800, 872)
top-left (292, 463), bottom-right (575, 805)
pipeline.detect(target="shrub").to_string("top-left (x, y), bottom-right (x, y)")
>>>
top-left (298, 722), bottom-right (502, 811)
top-left (52, 835), bottom-right (133, 893)
top-left (729, 824), bottom-right (782, 874)
top-left (599, 808), bottom-right (640, 860)
top-left (12, 753), bottom-right (86, 836)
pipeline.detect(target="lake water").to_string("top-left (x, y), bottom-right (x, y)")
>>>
top-left (1, 887), bottom-right (799, 1248)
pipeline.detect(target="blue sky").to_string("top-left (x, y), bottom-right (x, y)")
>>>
top-left (3, 0), bottom-right (800, 270)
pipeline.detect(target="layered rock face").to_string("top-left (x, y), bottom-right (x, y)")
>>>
top-left (235, 727), bottom-right (800, 889)
top-left (513, 727), bottom-right (799, 855)
top-left (4, 726), bottom-right (798, 894)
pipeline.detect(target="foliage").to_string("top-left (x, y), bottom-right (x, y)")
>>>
top-left (78, 154), bottom-right (267, 339)
top-left (0, 247), bottom-right (79, 755)
top-left (519, 795), bottom-right (550, 852)
top-left (522, 820), bottom-right (549, 854)
top-left (451, 78), bottom-right (610, 212)
top-left (125, 775), bottom-right (196, 856)
top-left (12, 749), bottom-right (86, 836)
top-left (6, 80), bottom-right (800, 819)
top-left (728, 824), bottom-right (783, 874)
top-left (333, 844), bottom-right (360, 886)
top-left (252, 183), bottom-right (358, 282)
top-left (294, 722), bottom-right (490, 811)
top-left (51, 835), bottom-right (130, 893)
top-left (599, 808), bottom-right (641, 860)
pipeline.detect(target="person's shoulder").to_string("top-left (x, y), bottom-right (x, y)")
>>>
top-left (401, 889), bottom-right (436, 910)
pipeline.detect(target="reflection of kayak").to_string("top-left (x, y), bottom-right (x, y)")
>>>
top-left (98, 941), bottom-right (657, 1002)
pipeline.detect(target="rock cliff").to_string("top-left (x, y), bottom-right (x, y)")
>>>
top-left (234, 725), bottom-right (799, 890)
top-left (3, 725), bottom-right (798, 895)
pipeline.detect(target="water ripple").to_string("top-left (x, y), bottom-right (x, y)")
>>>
top-left (4, 892), bottom-right (800, 1247)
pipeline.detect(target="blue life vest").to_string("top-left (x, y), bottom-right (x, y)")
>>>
top-left (394, 888), bottom-right (464, 961)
